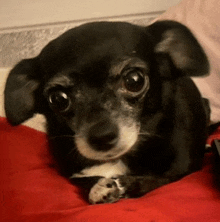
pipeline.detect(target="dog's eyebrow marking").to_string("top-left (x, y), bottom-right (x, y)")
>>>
top-left (44, 74), bottom-right (74, 93)
top-left (110, 57), bottom-right (149, 77)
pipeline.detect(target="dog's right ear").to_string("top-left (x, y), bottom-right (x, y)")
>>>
top-left (4, 58), bottom-right (41, 125)
top-left (147, 20), bottom-right (209, 77)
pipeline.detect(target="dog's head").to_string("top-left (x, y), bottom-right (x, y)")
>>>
top-left (4, 21), bottom-right (209, 162)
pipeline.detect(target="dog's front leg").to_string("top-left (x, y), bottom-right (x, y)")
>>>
top-left (117, 175), bottom-right (170, 198)
top-left (70, 176), bottom-right (125, 204)
top-left (88, 177), bottom-right (125, 204)
top-left (70, 176), bottom-right (103, 200)
top-left (88, 175), bottom-right (170, 204)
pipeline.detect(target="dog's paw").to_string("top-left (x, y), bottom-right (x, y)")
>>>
top-left (89, 177), bottom-right (124, 204)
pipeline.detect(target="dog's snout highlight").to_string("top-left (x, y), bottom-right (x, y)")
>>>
top-left (87, 120), bottom-right (119, 151)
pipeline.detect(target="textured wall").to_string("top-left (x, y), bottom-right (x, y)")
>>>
top-left (0, 14), bottom-right (160, 67)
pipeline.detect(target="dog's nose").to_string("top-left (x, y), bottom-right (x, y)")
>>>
top-left (87, 120), bottom-right (119, 151)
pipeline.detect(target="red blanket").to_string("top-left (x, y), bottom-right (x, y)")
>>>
top-left (1, 116), bottom-right (220, 222)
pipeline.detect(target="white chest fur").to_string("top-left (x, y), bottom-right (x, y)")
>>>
top-left (71, 160), bottom-right (128, 178)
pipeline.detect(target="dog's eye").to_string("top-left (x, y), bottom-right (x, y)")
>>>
top-left (122, 70), bottom-right (148, 95)
top-left (48, 90), bottom-right (71, 112)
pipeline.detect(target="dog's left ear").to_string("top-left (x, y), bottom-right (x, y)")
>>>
top-left (148, 20), bottom-right (209, 77)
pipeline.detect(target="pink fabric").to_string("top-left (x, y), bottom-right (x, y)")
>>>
top-left (154, 0), bottom-right (220, 123)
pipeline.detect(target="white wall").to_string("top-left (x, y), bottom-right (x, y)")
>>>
top-left (0, 0), bottom-right (181, 30)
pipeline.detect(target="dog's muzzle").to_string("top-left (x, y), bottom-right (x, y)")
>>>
top-left (87, 119), bottom-right (119, 151)
top-left (75, 118), bottom-right (139, 161)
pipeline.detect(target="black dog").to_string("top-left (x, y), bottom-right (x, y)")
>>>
top-left (4, 20), bottom-right (209, 204)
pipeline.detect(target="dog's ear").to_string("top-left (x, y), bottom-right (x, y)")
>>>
top-left (4, 58), bottom-right (42, 125)
top-left (147, 20), bottom-right (209, 77)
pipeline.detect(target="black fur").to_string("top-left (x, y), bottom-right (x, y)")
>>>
top-left (4, 21), bottom-right (210, 204)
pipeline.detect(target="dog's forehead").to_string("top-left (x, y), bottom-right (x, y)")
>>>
top-left (39, 22), bottom-right (151, 75)
top-left (57, 22), bottom-right (145, 51)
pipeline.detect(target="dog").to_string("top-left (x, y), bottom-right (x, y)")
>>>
top-left (4, 20), bottom-right (210, 204)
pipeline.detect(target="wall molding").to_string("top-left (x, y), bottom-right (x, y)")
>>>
top-left (0, 11), bottom-right (163, 34)
top-left (0, 11), bottom-right (163, 67)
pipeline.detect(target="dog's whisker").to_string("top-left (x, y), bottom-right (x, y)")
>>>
top-left (68, 148), bottom-right (77, 156)
top-left (48, 135), bottom-right (75, 140)
top-left (138, 132), bottom-right (163, 139)
top-left (138, 132), bottom-right (152, 136)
